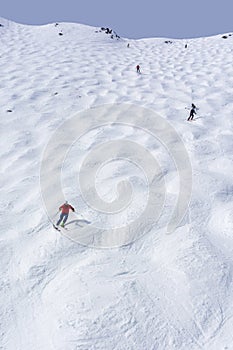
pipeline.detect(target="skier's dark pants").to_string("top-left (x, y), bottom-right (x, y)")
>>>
top-left (57, 213), bottom-right (68, 226)
top-left (188, 110), bottom-right (195, 121)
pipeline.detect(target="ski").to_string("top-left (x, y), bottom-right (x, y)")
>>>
top-left (53, 224), bottom-right (61, 231)
top-left (60, 226), bottom-right (68, 231)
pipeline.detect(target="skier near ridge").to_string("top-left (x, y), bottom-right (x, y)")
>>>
top-left (136, 64), bottom-right (140, 73)
top-left (187, 103), bottom-right (197, 121)
top-left (55, 201), bottom-right (75, 228)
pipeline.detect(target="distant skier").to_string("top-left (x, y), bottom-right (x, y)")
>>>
top-left (136, 64), bottom-right (140, 73)
top-left (185, 44), bottom-right (188, 48)
top-left (187, 103), bottom-right (197, 121)
top-left (127, 43), bottom-right (130, 48)
top-left (56, 201), bottom-right (75, 227)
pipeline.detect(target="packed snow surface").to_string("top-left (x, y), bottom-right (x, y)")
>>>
top-left (1, 17), bottom-right (233, 350)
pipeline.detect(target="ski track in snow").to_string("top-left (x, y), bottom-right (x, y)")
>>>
top-left (1, 17), bottom-right (233, 349)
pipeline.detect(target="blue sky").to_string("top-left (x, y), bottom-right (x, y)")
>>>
top-left (1, 0), bottom-right (232, 39)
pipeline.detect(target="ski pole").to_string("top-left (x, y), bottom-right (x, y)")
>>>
top-left (74, 211), bottom-right (85, 220)
top-left (52, 210), bottom-right (59, 220)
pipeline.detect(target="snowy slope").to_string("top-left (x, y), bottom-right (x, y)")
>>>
top-left (1, 17), bottom-right (233, 350)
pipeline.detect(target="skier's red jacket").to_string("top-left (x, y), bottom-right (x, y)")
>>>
top-left (59, 203), bottom-right (75, 214)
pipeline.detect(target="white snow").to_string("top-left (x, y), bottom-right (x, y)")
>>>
top-left (1, 17), bottom-right (233, 349)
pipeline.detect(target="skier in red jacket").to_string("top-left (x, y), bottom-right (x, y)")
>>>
top-left (136, 64), bottom-right (140, 73)
top-left (56, 201), bottom-right (75, 227)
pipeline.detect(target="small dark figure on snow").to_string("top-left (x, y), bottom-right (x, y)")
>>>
top-left (136, 64), bottom-right (140, 73)
top-left (127, 43), bottom-right (130, 48)
top-left (185, 44), bottom-right (188, 48)
top-left (56, 201), bottom-right (75, 227)
top-left (187, 103), bottom-right (197, 121)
